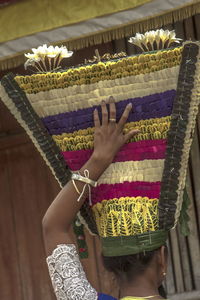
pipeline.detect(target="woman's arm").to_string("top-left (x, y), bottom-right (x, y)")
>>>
top-left (42, 97), bottom-right (138, 255)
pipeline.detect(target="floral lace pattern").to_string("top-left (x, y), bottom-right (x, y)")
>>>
top-left (46, 244), bottom-right (98, 300)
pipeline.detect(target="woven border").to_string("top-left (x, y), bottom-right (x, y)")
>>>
top-left (159, 42), bottom-right (200, 229)
top-left (101, 230), bottom-right (168, 256)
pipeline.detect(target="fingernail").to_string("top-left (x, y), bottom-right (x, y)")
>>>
top-left (109, 96), bottom-right (114, 102)
top-left (128, 103), bottom-right (132, 109)
top-left (102, 100), bottom-right (106, 104)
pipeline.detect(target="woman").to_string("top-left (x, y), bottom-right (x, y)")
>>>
top-left (42, 97), bottom-right (168, 300)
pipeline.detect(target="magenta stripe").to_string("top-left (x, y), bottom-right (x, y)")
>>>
top-left (91, 181), bottom-right (161, 205)
top-left (62, 139), bottom-right (167, 171)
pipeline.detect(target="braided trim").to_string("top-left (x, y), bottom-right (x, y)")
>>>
top-left (159, 42), bottom-right (200, 229)
top-left (101, 230), bottom-right (168, 256)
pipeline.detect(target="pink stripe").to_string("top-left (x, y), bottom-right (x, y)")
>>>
top-left (91, 181), bottom-right (161, 205)
top-left (62, 139), bottom-right (167, 171)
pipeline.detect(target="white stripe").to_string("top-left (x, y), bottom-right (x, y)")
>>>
top-left (26, 66), bottom-right (179, 117)
top-left (0, 0), bottom-right (193, 59)
top-left (98, 159), bottom-right (164, 185)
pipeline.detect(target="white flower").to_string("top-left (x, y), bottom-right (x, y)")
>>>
top-left (24, 44), bottom-right (73, 72)
top-left (154, 30), bottom-right (162, 47)
top-left (144, 30), bottom-right (156, 49)
top-left (128, 29), bottom-right (182, 51)
top-left (24, 58), bottom-right (43, 71)
top-left (24, 59), bottom-right (35, 70)
top-left (168, 30), bottom-right (182, 43)
top-left (60, 46), bottom-right (73, 58)
top-left (129, 33), bottom-right (145, 48)
top-left (25, 44), bottom-right (48, 61)
top-left (24, 53), bottom-right (41, 61)
top-left (32, 44), bottom-right (48, 56)
top-left (46, 45), bottom-right (61, 58)
top-left (46, 45), bottom-right (73, 58)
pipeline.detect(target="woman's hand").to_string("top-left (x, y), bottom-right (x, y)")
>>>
top-left (92, 96), bottom-right (139, 166)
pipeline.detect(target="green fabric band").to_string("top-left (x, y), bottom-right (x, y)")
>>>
top-left (101, 230), bottom-right (168, 257)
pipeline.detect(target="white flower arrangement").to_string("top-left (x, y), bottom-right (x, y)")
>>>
top-left (128, 29), bottom-right (182, 51)
top-left (24, 44), bottom-right (73, 72)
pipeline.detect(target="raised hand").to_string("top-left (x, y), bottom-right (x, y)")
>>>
top-left (93, 96), bottom-right (139, 165)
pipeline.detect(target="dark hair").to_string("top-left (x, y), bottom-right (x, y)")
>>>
top-left (158, 285), bottom-right (167, 298)
top-left (102, 249), bottom-right (157, 282)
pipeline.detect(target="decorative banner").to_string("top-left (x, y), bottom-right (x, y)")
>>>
top-left (0, 0), bottom-right (200, 70)
top-left (0, 0), bottom-right (152, 43)
top-left (0, 0), bottom-right (20, 7)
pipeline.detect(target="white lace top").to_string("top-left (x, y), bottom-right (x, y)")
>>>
top-left (46, 244), bottom-right (98, 300)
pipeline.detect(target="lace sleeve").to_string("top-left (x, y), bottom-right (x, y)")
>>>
top-left (46, 244), bottom-right (98, 300)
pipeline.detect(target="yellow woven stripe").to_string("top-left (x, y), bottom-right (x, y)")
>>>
top-left (15, 47), bottom-right (182, 94)
top-left (98, 159), bottom-right (164, 185)
top-left (27, 67), bottom-right (178, 117)
top-left (92, 197), bottom-right (159, 237)
top-left (53, 116), bottom-right (171, 151)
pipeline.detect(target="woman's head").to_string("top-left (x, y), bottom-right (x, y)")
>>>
top-left (102, 245), bottom-right (168, 287)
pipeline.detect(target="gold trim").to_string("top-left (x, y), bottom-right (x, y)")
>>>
top-left (0, 1), bottom-right (199, 71)
top-left (0, 51), bottom-right (26, 71)
top-left (59, 1), bottom-right (200, 50)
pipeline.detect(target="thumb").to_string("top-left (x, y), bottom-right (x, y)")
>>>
top-left (124, 129), bottom-right (140, 143)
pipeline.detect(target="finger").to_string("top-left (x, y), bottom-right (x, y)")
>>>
top-left (124, 129), bottom-right (140, 143)
top-left (93, 108), bottom-right (100, 128)
top-left (101, 100), bottom-right (108, 126)
top-left (109, 96), bottom-right (116, 123)
top-left (118, 103), bottom-right (132, 130)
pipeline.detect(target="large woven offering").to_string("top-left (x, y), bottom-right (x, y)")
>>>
top-left (1, 41), bottom-right (200, 256)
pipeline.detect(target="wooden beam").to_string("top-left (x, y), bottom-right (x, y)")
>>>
top-left (0, 132), bottom-right (30, 150)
